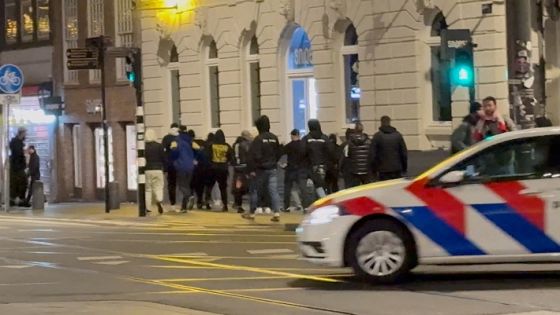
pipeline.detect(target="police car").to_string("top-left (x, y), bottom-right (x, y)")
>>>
top-left (297, 127), bottom-right (560, 283)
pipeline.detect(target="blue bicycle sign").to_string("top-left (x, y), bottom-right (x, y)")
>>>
top-left (0, 64), bottom-right (24, 94)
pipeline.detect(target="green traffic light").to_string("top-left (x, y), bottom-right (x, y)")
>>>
top-left (127, 71), bottom-right (136, 83)
top-left (452, 64), bottom-right (473, 86)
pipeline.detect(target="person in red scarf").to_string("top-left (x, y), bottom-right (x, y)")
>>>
top-left (473, 96), bottom-right (516, 142)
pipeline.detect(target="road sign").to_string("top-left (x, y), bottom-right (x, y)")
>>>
top-left (67, 59), bottom-right (99, 70)
top-left (40, 96), bottom-right (64, 116)
top-left (66, 48), bottom-right (99, 59)
top-left (0, 64), bottom-right (24, 94)
top-left (0, 93), bottom-right (20, 104)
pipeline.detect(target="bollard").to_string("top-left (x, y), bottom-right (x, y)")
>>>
top-left (31, 181), bottom-right (45, 210)
top-left (108, 181), bottom-right (120, 210)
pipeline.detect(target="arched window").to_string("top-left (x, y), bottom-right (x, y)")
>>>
top-left (341, 23), bottom-right (359, 123)
top-left (206, 39), bottom-right (220, 128)
top-left (430, 13), bottom-right (451, 121)
top-left (247, 35), bottom-right (261, 124)
top-left (288, 26), bottom-right (313, 70)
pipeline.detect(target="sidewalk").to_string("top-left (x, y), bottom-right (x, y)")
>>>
top-left (1, 202), bottom-right (305, 230)
top-left (0, 301), bottom-right (220, 315)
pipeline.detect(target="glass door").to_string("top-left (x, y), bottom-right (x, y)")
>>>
top-left (290, 77), bottom-right (317, 135)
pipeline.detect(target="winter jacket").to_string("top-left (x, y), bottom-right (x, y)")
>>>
top-left (348, 132), bottom-right (371, 175)
top-left (210, 130), bottom-right (233, 171)
top-left (249, 116), bottom-right (281, 171)
top-left (451, 122), bottom-right (474, 154)
top-left (473, 114), bottom-right (516, 142)
top-left (370, 125), bottom-right (408, 174)
top-left (233, 137), bottom-right (251, 172)
top-left (162, 127), bottom-right (179, 171)
top-left (28, 153), bottom-right (40, 180)
top-left (145, 142), bottom-right (166, 171)
top-left (284, 139), bottom-right (307, 171)
top-left (10, 137), bottom-right (26, 172)
top-left (170, 132), bottom-right (196, 173)
top-left (302, 119), bottom-right (333, 166)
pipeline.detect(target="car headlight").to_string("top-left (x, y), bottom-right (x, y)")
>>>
top-left (303, 205), bottom-right (341, 225)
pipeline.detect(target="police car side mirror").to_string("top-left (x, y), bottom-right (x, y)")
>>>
top-left (439, 171), bottom-right (466, 184)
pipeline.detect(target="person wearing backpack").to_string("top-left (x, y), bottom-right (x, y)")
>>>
top-left (232, 130), bottom-right (253, 213)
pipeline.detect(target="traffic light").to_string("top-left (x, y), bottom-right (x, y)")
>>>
top-left (125, 48), bottom-right (142, 90)
top-left (125, 55), bottom-right (136, 83)
top-left (451, 47), bottom-right (474, 87)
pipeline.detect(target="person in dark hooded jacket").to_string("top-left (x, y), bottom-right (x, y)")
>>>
top-left (243, 115), bottom-right (282, 222)
top-left (232, 131), bottom-right (253, 213)
top-left (162, 123), bottom-right (179, 210)
top-left (347, 122), bottom-right (372, 187)
top-left (340, 128), bottom-right (354, 189)
top-left (325, 134), bottom-right (340, 193)
top-left (302, 119), bottom-right (333, 199)
top-left (370, 116), bottom-right (408, 181)
top-left (209, 129), bottom-right (233, 212)
top-left (170, 126), bottom-right (198, 212)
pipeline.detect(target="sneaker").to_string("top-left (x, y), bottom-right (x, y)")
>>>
top-left (170, 205), bottom-right (177, 212)
top-left (255, 208), bottom-right (263, 215)
top-left (264, 207), bottom-right (272, 214)
top-left (237, 207), bottom-right (245, 214)
top-left (196, 203), bottom-right (203, 210)
top-left (271, 213), bottom-right (280, 222)
top-left (222, 206), bottom-right (229, 212)
top-left (180, 209), bottom-right (188, 213)
top-left (187, 196), bottom-right (195, 210)
top-left (242, 213), bottom-right (255, 220)
top-left (281, 207), bottom-right (291, 213)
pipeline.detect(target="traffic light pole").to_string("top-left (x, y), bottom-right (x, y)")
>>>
top-left (100, 39), bottom-right (111, 213)
top-left (131, 48), bottom-right (147, 217)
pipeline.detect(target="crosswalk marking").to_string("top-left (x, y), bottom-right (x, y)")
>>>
top-left (95, 260), bottom-right (129, 265)
top-left (77, 256), bottom-right (123, 261)
top-left (247, 249), bottom-right (293, 255)
top-left (0, 265), bottom-right (32, 269)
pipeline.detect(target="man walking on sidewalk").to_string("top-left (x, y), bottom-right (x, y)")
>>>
top-left (243, 115), bottom-right (282, 222)
top-left (347, 122), bottom-right (371, 187)
top-left (170, 126), bottom-right (197, 213)
top-left (144, 129), bottom-right (165, 214)
top-left (302, 119), bottom-right (333, 200)
top-left (162, 123), bottom-right (179, 211)
top-left (370, 116), bottom-right (408, 181)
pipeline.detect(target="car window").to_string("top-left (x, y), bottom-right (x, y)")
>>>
top-left (442, 135), bottom-right (560, 183)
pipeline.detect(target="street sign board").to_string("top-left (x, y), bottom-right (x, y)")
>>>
top-left (40, 96), bottom-right (64, 116)
top-left (67, 59), bottom-right (99, 70)
top-left (66, 48), bottom-right (99, 59)
top-left (0, 64), bottom-right (24, 94)
top-left (0, 93), bottom-right (20, 104)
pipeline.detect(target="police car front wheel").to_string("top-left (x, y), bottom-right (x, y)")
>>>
top-left (347, 220), bottom-right (414, 283)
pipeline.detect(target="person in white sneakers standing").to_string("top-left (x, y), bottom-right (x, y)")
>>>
top-left (145, 129), bottom-right (166, 214)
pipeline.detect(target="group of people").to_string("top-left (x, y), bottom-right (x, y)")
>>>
top-left (9, 127), bottom-right (41, 207)
top-left (144, 114), bottom-right (409, 222)
top-left (451, 96), bottom-right (517, 154)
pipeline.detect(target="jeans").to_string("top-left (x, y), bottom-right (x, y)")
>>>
top-left (310, 165), bottom-right (327, 199)
top-left (177, 171), bottom-right (193, 210)
top-left (284, 168), bottom-right (310, 209)
top-left (250, 169), bottom-right (281, 214)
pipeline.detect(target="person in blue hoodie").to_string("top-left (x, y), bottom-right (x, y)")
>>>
top-left (170, 125), bottom-right (197, 212)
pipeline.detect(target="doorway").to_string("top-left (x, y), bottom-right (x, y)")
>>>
top-left (290, 77), bottom-right (317, 135)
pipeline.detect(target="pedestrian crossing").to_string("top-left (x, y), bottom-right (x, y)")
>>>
top-left (77, 255), bottom-right (130, 266)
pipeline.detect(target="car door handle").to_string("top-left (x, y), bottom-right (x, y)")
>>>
top-left (520, 188), bottom-right (543, 196)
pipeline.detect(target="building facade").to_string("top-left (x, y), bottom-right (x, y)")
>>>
top-left (138, 0), bottom-right (560, 149)
top-left (54, 0), bottom-right (138, 202)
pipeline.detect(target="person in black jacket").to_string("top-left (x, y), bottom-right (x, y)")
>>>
top-left (209, 129), bottom-right (233, 212)
top-left (282, 129), bottom-right (310, 211)
top-left (347, 122), bottom-right (372, 187)
top-left (232, 131), bottom-right (252, 213)
top-left (145, 129), bottom-right (166, 214)
top-left (340, 128), bottom-right (354, 189)
top-left (302, 119), bottom-right (333, 199)
top-left (10, 127), bottom-right (28, 206)
top-left (325, 134), bottom-right (340, 194)
top-left (24, 145), bottom-right (40, 206)
top-left (161, 123), bottom-right (179, 210)
top-left (243, 115), bottom-right (282, 222)
top-left (370, 116), bottom-right (408, 181)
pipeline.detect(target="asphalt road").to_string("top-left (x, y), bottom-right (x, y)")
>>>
top-left (1, 213), bottom-right (560, 315)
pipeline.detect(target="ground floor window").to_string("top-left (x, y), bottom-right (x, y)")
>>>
top-left (343, 54), bottom-right (360, 123)
top-left (290, 77), bottom-right (318, 135)
top-left (94, 127), bottom-right (114, 188)
top-left (126, 125), bottom-right (137, 191)
top-left (72, 124), bottom-right (82, 188)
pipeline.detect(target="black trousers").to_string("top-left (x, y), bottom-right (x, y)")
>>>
top-left (166, 168), bottom-right (177, 205)
top-left (10, 169), bottom-right (27, 202)
top-left (206, 168), bottom-right (228, 207)
top-left (349, 173), bottom-right (371, 188)
top-left (378, 171), bottom-right (402, 181)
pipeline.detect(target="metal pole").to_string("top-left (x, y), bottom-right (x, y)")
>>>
top-left (134, 48), bottom-right (147, 217)
top-left (100, 36), bottom-right (110, 213)
top-left (2, 102), bottom-right (10, 212)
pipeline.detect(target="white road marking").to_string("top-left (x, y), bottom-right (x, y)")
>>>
top-left (0, 282), bottom-right (56, 286)
top-left (77, 256), bottom-right (123, 261)
top-left (247, 249), bottom-right (293, 255)
top-left (164, 252), bottom-right (209, 257)
top-left (94, 260), bottom-right (130, 265)
top-left (266, 254), bottom-right (299, 259)
top-left (0, 265), bottom-right (32, 269)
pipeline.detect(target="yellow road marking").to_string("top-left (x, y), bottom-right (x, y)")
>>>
top-left (152, 256), bottom-right (341, 283)
top-left (165, 255), bottom-right (298, 260)
top-left (154, 274), bottom-right (352, 282)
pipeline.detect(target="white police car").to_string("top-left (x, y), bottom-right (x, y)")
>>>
top-left (298, 127), bottom-right (560, 283)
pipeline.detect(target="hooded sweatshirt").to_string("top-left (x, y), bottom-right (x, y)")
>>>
top-left (170, 131), bottom-right (196, 173)
top-left (302, 119), bottom-right (332, 166)
top-left (370, 125), bottom-right (408, 174)
top-left (145, 129), bottom-right (166, 171)
top-left (248, 115), bottom-right (280, 170)
top-left (233, 134), bottom-right (252, 171)
top-left (162, 127), bottom-right (179, 171)
top-left (210, 129), bottom-right (233, 171)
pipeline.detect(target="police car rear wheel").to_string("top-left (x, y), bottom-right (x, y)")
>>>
top-left (348, 220), bottom-right (413, 283)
